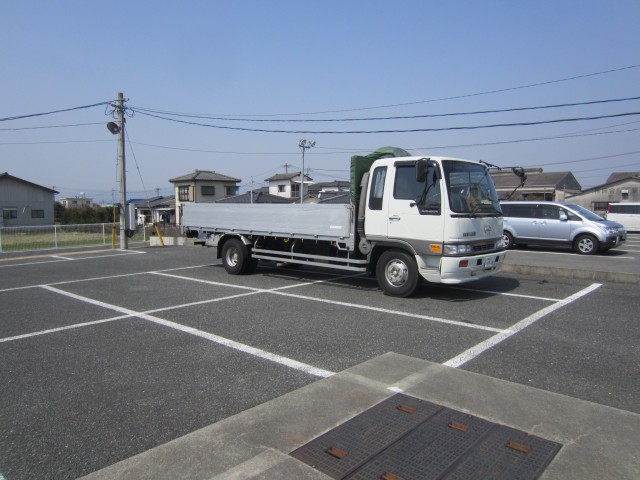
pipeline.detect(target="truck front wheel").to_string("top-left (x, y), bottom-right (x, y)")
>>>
top-left (376, 249), bottom-right (420, 297)
top-left (222, 239), bottom-right (251, 274)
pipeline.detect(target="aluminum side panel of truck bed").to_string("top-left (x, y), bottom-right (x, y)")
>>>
top-left (183, 203), bottom-right (354, 242)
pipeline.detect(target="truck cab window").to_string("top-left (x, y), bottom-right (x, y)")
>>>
top-left (369, 166), bottom-right (387, 210)
top-left (394, 165), bottom-right (441, 214)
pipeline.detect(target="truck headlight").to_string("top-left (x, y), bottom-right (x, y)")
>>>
top-left (444, 243), bottom-right (474, 255)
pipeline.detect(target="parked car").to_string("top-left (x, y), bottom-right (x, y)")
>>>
top-left (500, 201), bottom-right (626, 255)
top-left (606, 202), bottom-right (640, 232)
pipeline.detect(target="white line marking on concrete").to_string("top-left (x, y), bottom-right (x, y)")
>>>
top-left (40, 285), bottom-right (335, 378)
top-left (443, 283), bottom-right (602, 368)
top-left (50, 255), bottom-right (73, 261)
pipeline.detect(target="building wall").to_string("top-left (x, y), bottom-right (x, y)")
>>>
top-left (0, 177), bottom-right (55, 226)
top-left (60, 197), bottom-right (93, 208)
top-left (173, 181), bottom-right (239, 225)
top-left (566, 180), bottom-right (640, 214)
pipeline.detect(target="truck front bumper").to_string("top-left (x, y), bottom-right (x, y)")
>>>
top-left (417, 251), bottom-right (506, 284)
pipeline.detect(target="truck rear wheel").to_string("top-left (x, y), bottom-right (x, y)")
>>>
top-left (222, 239), bottom-right (251, 274)
top-left (376, 249), bottom-right (420, 297)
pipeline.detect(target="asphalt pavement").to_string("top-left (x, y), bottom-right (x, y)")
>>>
top-left (2, 236), bottom-right (639, 479)
top-left (79, 237), bottom-right (640, 480)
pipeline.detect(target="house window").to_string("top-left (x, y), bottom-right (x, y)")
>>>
top-left (225, 186), bottom-right (238, 196)
top-left (278, 185), bottom-right (285, 193)
top-left (178, 186), bottom-right (191, 202)
top-left (291, 184), bottom-right (300, 196)
top-left (3, 208), bottom-right (17, 219)
top-left (31, 209), bottom-right (45, 218)
top-left (201, 186), bottom-right (215, 196)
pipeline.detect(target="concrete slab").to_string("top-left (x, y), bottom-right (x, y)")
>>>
top-left (81, 352), bottom-right (640, 480)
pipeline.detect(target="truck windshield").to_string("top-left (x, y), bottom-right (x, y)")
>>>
top-left (442, 160), bottom-right (501, 215)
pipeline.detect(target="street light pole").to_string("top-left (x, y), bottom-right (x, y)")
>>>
top-left (298, 139), bottom-right (315, 204)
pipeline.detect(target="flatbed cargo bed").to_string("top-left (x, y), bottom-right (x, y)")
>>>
top-left (183, 203), bottom-right (355, 244)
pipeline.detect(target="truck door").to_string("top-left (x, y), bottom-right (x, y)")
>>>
top-left (387, 163), bottom-right (444, 247)
top-left (363, 165), bottom-right (389, 237)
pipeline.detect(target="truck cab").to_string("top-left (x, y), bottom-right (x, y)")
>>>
top-left (359, 156), bottom-right (505, 295)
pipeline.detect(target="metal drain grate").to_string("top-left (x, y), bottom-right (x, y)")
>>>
top-left (290, 394), bottom-right (442, 478)
top-left (290, 393), bottom-right (562, 480)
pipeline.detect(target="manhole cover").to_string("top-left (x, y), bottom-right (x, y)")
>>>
top-left (290, 393), bottom-right (562, 480)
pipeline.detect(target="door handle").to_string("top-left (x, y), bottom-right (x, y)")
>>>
top-left (389, 215), bottom-right (401, 222)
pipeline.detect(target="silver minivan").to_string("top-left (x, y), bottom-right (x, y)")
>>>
top-left (501, 201), bottom-right (627, 254)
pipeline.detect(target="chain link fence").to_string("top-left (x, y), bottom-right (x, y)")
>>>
top-left (0, 223), bottom-right (153, 253)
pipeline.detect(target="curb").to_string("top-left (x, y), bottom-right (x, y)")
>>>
top-left (501, 263), bottom-right (640, 285)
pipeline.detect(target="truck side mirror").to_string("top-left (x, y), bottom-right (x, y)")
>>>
top-left (416, 158), bottom-right (438, 182)
top-left (415, 159), bottom-right (428, 182)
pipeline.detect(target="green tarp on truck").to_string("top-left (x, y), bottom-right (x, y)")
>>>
top-left (349, 146), bottom-right (411, 205)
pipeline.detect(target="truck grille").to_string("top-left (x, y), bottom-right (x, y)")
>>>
top-left (473, 243), bottom-right (496, 253)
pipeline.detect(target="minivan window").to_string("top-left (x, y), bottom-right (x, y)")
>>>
top-left (506, 205), bottom-right (536, 218)
top-left (541, 205), bottom-right (562, 220)
top-left (565, 204), bottom-right (604, 221)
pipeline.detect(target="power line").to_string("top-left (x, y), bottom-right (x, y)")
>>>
top-left (0, 122), bottom-right (104, 131)
top-left (131, 95), bottom-right (640, 123)
top-left (134, 109), bottom-right (640, 134)
top-left (131, 63), bottom-right (640, 117)
top-left (534, 150), bottom-right (640, 168)
top-left (0, 101), bottom-right (113, 122)
top-left (0, 139), bottom-right (111, 145)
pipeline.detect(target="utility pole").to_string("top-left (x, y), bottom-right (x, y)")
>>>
top-left (107, 92), bottom-right (127, 249)
top-left (298, 139), bottom-right (315, 204)
top-left (116, 92), bottom-right (127, 250)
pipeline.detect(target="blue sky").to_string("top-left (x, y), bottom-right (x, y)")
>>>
top-left (2, 1), bottom-right (639, 203)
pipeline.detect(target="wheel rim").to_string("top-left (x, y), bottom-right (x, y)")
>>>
top-left (502, 233), bottom-right (510, 248)
top-left (578, 237), bottom-right (594, 253)
top-left (384, 259), bottom-right (409, 287)
top-left (226, 247), bottom-right (239, 266)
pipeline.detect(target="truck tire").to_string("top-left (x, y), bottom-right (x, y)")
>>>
top-left (222, 239), bottom-right (251, 274)
top-left (376, 249), bottom-right (420, 297)
top-left (574, 234), bottom-right (599, 255)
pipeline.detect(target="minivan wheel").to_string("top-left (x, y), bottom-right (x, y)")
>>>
top-left (574, 234), bottom-right (599, 255)
top-left (502, 231), bottom-right (514, 249)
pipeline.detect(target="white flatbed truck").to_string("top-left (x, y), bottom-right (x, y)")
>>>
top-left (182, 148), bottom-right (508, 297)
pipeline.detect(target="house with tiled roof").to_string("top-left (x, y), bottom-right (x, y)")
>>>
top-left (170, 170), bottom-right (241, 225)
top-left (265, 172), bottom-right (313, 199)
top-left (491, 169), bottom-right (581, 201)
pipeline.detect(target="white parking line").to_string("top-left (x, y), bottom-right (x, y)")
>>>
top-left (39, 285), bottom-right (335, 379)
top-left (0, 251), bottom-right (145, 268)
top-left (1, 263), bottom-right (603, 380)
top-left (155, 272), bottom-right (503, 333)
top-left (443, 283), bottom-right (602, 368)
